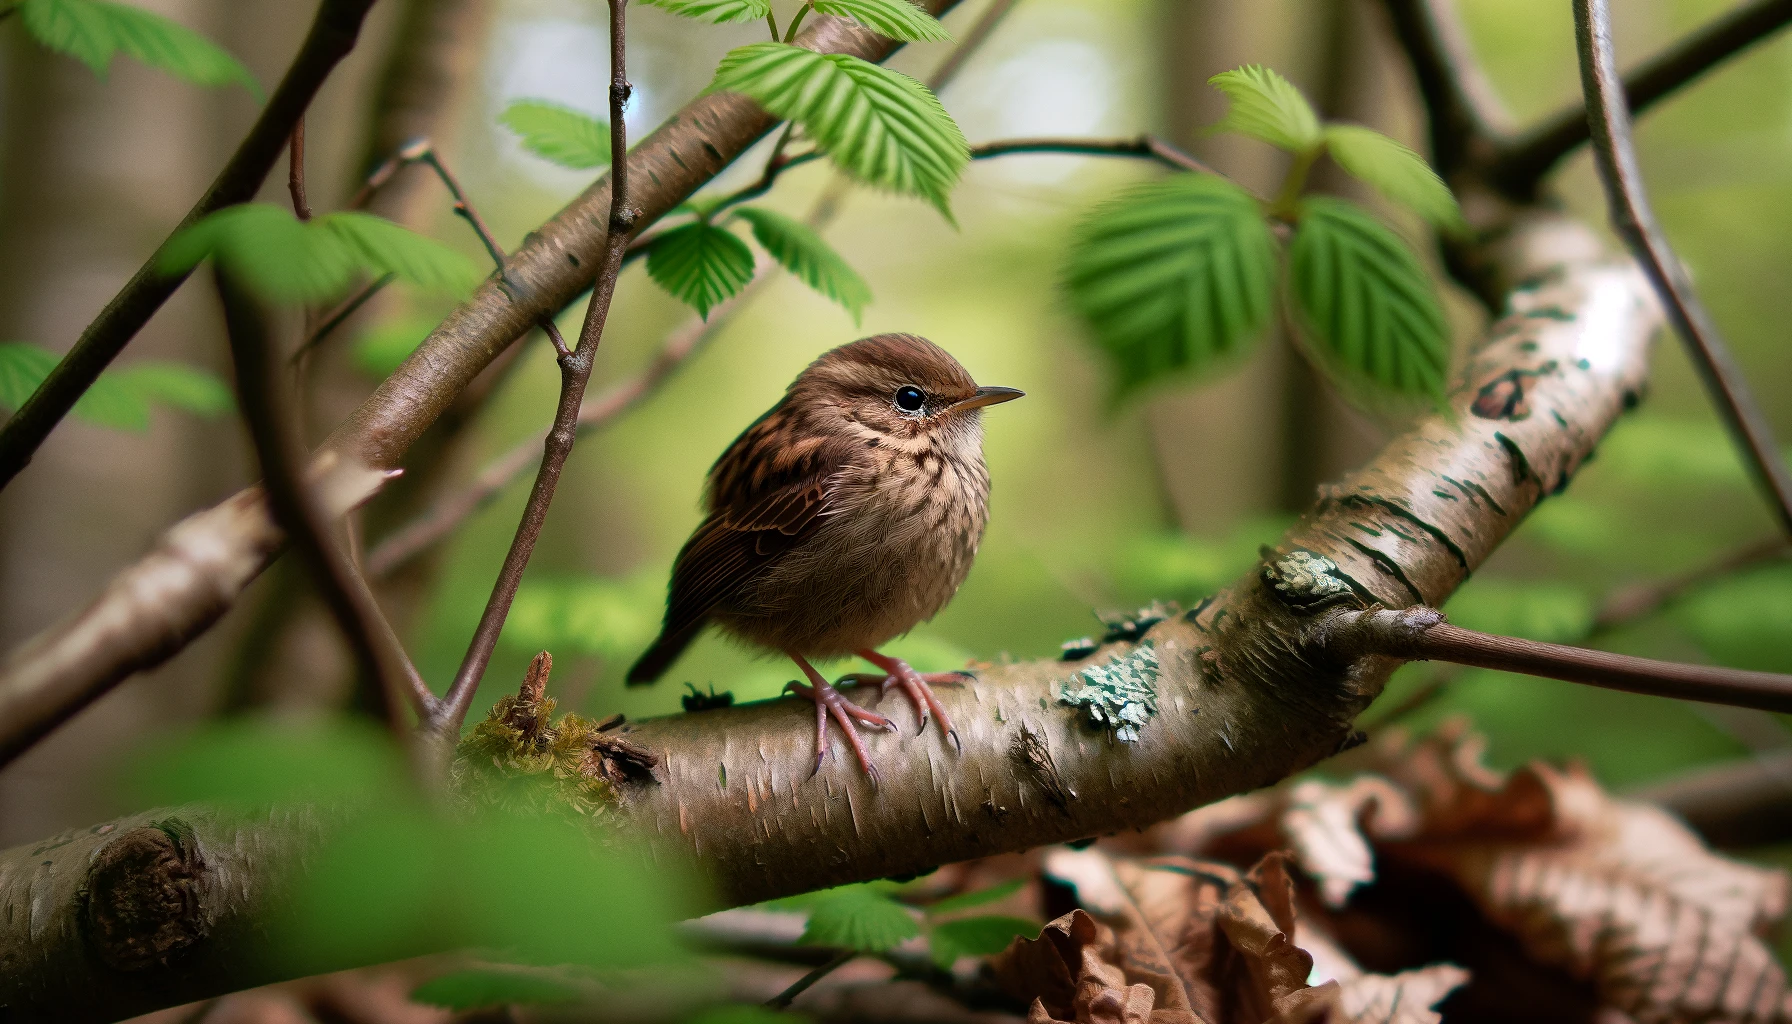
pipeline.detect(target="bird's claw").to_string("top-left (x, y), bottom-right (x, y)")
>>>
top-left (784, 678), bottom-right (893, 782)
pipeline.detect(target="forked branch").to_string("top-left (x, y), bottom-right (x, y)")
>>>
top-left (1496, 0), bottom-right (1792, 196)
top-left (1575, 0), bottom-right (1792, 540)
top-left (431, 0), bottom-right (634, 738)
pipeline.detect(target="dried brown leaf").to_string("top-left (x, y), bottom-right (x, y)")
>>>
top-left (1005, 849), bottom-right (1462, 1024)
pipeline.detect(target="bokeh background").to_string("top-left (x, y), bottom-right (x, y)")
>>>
top-left (1, 0), bottom-right (1788, 861)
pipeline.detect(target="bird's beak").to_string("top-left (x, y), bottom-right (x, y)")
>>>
top-left (951, 386), bottom-right (1025, 413)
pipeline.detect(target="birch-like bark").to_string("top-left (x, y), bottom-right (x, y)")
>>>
top-left (0, 205), bottom-right (1662, 1021)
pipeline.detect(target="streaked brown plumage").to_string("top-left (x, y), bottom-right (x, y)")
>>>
top-left (626, 333), bottom-right (1022, 778)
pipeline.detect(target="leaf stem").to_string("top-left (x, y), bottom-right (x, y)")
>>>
top-left (784, 2), bottom-right (813, 43)
top-left (431, 0), bottom-right (635, 740)
top-left (767, 9), bottom-right (779, 41)
top-left (766, 950), bottom-right (855, 1009)
top-left (1575, 0), bottom-right (1792, 541)
top-left (288, 117), bottom-right (312, 221)
top-left (1269, 145), bottom-right (1322, 220)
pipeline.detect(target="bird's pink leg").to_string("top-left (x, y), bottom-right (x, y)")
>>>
top-left (782, 651), bottom-right (894, 780)
top-left (850, 649), bottom-right (969, 751)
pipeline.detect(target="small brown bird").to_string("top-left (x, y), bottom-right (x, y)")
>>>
top-left (627, 333), bottom-right (1022, 777)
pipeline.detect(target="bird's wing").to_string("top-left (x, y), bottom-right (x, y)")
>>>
top-left (657, 422), bottom-right (858, 643)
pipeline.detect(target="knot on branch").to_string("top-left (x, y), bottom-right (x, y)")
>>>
top-left (80, 819), bottom-right (208, 971)
top-left (1261, 551), bottom-right (1363, 614)
top-left (453, 651), bottom-right (659, 815)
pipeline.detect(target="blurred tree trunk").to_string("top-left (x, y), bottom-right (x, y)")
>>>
top-left (0, 0), bottom-right (247, 846)
top-left (1150, 0), bottom-right (1396, 529)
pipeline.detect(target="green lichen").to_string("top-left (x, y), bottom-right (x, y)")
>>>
top-left (1261, 550), bottom-right (1358, 613)
top-left (1058, 641), bottom-right (1160, 743)
top-left (452, 688), bottom-right (620, 818)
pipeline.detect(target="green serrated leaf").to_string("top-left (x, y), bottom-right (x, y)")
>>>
top-left (1288, 197), bottom-right (1452, 404)
top-left (109, 362), bottom-right (233, 418)
top-left (321, 212), bottom-right (483, 296)
top-left (71, 373), bottom-right (148, 430)
top-left (0, 343), bottom-right (60, 411)
top-left (927, 915), bottom-right (1039, 968)
top-left (707, 43), bottom-right (968, 217)
top-left (1207, 64), bottom-right (1321, 153)
top-left (499, 99), bottom-right (612, 169)
top-left (640, 0), bottom-right (771, 23)
top-left (732, 207), bottom-right (871, 321)
top-left (1324, 125), bottom-right (1466, 235)
top-left (159, 203), bottom-right (358, 304)
top-left (811, 0), bottom-right (953, 42)
top-left (21, 0), bottom-right (258, 94)
top-left (410, 969), bottom-right (580, 1011)
top-left (1064, 174), bottom-right (1278, 398)
top-left (798, 885), bottom-right (921, 952)
top-left (923, 878), bottom-right (1025, 916)
top-left (646, 222), bottom-right (756, 319)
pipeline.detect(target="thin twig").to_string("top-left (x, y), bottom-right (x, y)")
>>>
top-left (1344, 607), bottom-right (1792, 715)
top-left (1496, 0), bottom-right (1792, 196)
top-left (432, 0), bottom-right (635, 737)
top-left (0, 0), bottom-right (380, 491)
top-left (970, 135), bottom-right (1217, 174)
top-left (289, 117), bottom-right (312, 221)
top-left (215, 272), bottom-right (435, 729)
top-left (1360, 535), bottom-right (1792, 729)
top-left (928, 0), bottom-right (1020, 90)
top-left (1575, 0), bottom-right (1792, 541)
top-left (766, 951), bottom-right (856, 1010)
top-left (366, 267), bottom-right (769, 578)
top-left (1378, 0), bottom-right (1512, 176)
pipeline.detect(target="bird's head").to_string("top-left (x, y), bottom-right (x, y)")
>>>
top-left (791, 333), bottom-right (1023, 449)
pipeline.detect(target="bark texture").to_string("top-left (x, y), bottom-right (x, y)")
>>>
top-left (0, 206), bottom-right (1661, 1022)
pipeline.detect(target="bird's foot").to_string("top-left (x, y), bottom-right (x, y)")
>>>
top-left (844, 650), bottom-right (969, 751)
top-left (783, 669), bottom-right (896, 783)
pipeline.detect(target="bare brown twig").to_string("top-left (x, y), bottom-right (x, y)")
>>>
top-left (431, 0), bottom-right (635, 738)
top-left (766, 951), bottom-right (857, 1010)
top-left (289, 117), bottom-right (312, 221)
top-left (1575, 0), bottom-right (1792, 541)
top-left (1379, 0), bottom-right (1513, 176)
top-left (1496, 0), bottom-right (1792, 197)
top-left (216, 273), bottom-right (433, 728)
top-left (0, 0), bottom-right (381, 489)
top-left (1340, 606), bottom-right (1792, 716)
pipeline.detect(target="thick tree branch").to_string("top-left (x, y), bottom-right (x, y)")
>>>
top-left (431, 0), bottom-right (635, 736)
top-left (0, 3), bottom-right (967, 767)
top-left (1494, 0), bottom-right (1792, 197)
top-left (0, 0), bottom-right (381, 490)
top-left (1575, 0), bottom-right (1792, 540)
top-left (217, 275), bottom-right (431, 727)
top-left (0, 206), bottom-right (1658, 1018)
top-left (1333, 605), bottom-right (1792, 714)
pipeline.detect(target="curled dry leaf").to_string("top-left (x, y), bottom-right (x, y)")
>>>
top-left (1269, 724), bottom-right (1792, 1024)
top-left (997, 849), bottom-right (1464, 1024)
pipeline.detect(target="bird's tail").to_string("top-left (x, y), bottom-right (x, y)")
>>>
top-left (625, 623), bottom-right (702, 685)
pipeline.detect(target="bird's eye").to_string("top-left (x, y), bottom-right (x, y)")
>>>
top-left (894, 385), bottom-right (926, 412)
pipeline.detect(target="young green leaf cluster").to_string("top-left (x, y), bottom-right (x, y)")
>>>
top-left (644, 205), bottom-right (873, 322)
top-left (500, 100), bottom-right (612, 170)
top-left (1066, 65), bottom-right (1464, 409)
top-left (15, 0), bottom-right (258, 95)
top-left (644, 0), bottom-right (953, 43)
top-left (0, 342), bottom-right (230, 432)
top-left (158, 203), bottom-right (483, 306)
top-left (771, 876), bottom-right (1039, 968)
